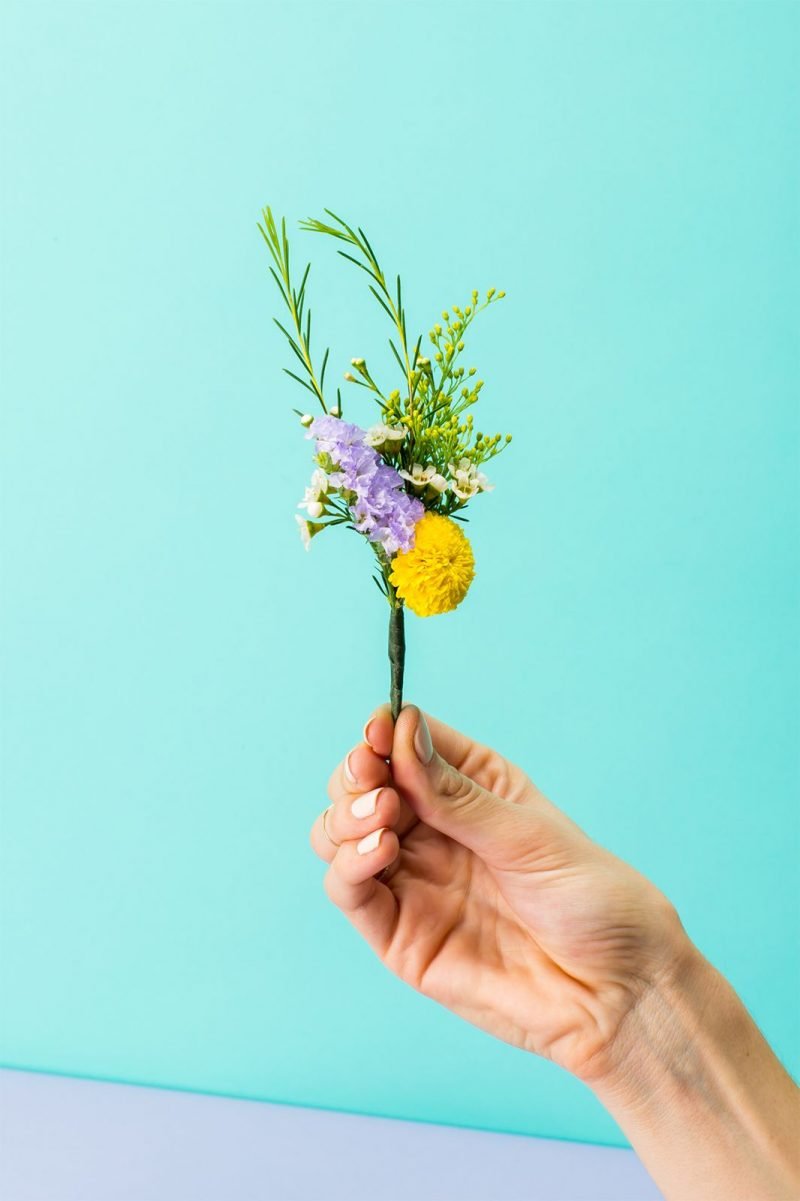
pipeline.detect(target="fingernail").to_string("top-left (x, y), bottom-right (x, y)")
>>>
top-left (414, 712), bottom-right (434, 765)
top-left (344, 752), bottom-right (358, 785)
top-left (352, 788), bottom-right (381, 819)
top-left (357, 827), bottom-right (385, 856)
top-left (362, 718), bottom-right (376, 749)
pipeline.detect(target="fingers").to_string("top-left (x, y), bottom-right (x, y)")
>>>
top-left (362, 703), bottom-right (394, 759)
top-left (311, 705), bottom-right (419, 864)
top-left (310, 786), bottom-right (401, 864)
top-left (329, 740), bottom-right (392, 802)
top-left (390, 705), bottom-right (541, 869)
top-left (324, 828), bottom-right (400, 956)
top-left (391, 704), bottom-right (589, 872)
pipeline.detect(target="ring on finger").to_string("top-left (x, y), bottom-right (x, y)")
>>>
top-left (322, 804), bottom-right (342, 848)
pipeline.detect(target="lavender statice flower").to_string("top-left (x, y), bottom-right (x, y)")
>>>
top-left (307, 415), bottom-right (423, 555)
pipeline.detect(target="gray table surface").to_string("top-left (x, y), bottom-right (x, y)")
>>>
top-left (0, 1069), bottom-right (662, 1201)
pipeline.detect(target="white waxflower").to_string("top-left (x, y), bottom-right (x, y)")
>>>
top-left (365, 423), bottom-right (407, 453)
top-left (299, 413), bottom-right (314, 427)
top-left (448, 458), bottom-right (494, 500)
top-left (298, 468), bottom-right (330, 517)
top-left (399, 463), bottom-right (448, 494)
top-left (296, 514), bottom-right (312, 550)
top-left (295, 514), bottom-right (324, 551)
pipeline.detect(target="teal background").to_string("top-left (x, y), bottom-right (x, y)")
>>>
top-left (1, 1), bottom-right (798, 1149)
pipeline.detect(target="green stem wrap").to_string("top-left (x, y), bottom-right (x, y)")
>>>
top-left (388, 602), bottom-right (406, 723)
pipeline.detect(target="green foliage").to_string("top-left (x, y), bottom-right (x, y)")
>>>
top-left (258, 206), bottom-right (337, 415)
top-left (262, 204), bottom-right (511, 517)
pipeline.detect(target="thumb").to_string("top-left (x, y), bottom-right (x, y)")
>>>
top-left (391, 705), bottom-right (529, 867)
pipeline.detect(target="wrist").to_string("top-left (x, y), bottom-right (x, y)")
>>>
top-left (590, 933), bottom-right (800, 1200)
top-left (589, 927), bottom-right (712, 1105)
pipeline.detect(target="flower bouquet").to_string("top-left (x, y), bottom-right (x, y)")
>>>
top-left (260, 207), bottom-right (510, 719)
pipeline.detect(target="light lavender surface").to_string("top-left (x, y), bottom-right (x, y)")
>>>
top-left (0, 1069), bottom-right (662, 1201)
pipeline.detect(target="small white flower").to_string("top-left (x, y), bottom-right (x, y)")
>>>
top-left (330, 405), bottom-right (342, 416)
top-left (448, 458), bottom-right (494, 500)
top-left (399, 462), bottom-right (447, 494)
top-left (298, 468), bottom-right (330, 516)
top-left (365, 423), bottom-right (407, 452)
top-left (296, 514), bottom-right (312, 550)
top-left (398, 462), bottom-right (429, 486)
top-left (299, 413), bottom-right (314, 427)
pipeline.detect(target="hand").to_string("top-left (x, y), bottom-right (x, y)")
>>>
top-left (309, 702), bottom-right (686, 1083)
top-left (310, 704), bottom-right (800, 1200)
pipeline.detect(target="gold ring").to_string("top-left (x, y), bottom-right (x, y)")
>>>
top-left (322, 805), bottom-right (342, 848)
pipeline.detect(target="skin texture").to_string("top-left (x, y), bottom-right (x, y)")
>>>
top-left (309, 704), bottom-right (800, 1200)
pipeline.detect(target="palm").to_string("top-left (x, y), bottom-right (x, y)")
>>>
top-left (379, 817), bottom-right (602, 1073)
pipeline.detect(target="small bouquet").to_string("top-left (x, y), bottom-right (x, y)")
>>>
top-left (260, 207), bottom-right (510, 719)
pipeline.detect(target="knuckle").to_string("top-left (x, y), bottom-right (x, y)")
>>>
top-left (436, 759), bottom-right (476, 803)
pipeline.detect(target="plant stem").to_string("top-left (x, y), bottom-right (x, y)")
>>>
top-left (388, 601), bottom-right (406, 723)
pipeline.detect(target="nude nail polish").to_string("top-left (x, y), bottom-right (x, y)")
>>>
top-left (344, 752), bottom-right (357, 785)
top-left (414, 712), bottom-right (434, 765)
top-left (352, 788), bottom-right (380, 819)
top-left (357, 828), bottom-right (384, 855)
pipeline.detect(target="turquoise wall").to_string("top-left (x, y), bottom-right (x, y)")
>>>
top-left (1, 1), bottom-right (797, 1147)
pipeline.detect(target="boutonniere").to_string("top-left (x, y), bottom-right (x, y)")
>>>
top-left (261, 207), bottom-right (510, 719)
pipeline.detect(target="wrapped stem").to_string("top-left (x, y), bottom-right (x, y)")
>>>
top-left (388, 601), bottom-right (405, 722)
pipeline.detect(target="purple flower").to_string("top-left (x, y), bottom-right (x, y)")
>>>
top-left (307, 415), bottom-right (423, 555)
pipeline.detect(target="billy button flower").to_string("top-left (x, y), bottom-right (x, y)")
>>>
top-left (389, 513), bottom-right (475, 617)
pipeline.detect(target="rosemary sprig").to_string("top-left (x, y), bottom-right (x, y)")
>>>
top-left (258, 206), bottom-right (339, 416)
top-left (299, 209), bottom-right (419, 411)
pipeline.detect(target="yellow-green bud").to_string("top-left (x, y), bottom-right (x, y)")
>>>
top-left (351, 357), bottom-right (365, 368)
top-left (497, 290), bottom-right (506, 298)
top-left (442, 311), bottom-right (449, 321)
top-left (468, 366), bottom-right (476, 376)
top-left (487, 287), bottom-right (496, 299)
top-left (344, 372), bottom-right (355, 382)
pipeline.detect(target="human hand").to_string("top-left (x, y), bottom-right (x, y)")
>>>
top-left (309, 702), bottom-right (687, 1084)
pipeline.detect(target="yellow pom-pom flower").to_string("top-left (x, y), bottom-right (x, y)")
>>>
top-left (389, 512), bottom-right (475, 617)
